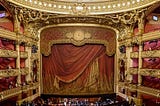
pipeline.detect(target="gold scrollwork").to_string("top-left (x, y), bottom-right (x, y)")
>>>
top-left (20, 67), bottom-right (29, 75)
top-left (0, 69), bottom-right (19, 78)
top-left (140, 69), bottom-right (160, 78)
top-left (0, 49), bottom-right (18, 58)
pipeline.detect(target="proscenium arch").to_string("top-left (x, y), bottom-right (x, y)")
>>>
top-left (39, 23), bottom-right (119, 94)
top-left (39, 24), bottom-right (119, 56)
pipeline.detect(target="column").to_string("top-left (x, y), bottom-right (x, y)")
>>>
top-left (25, 45), bottom-right (32, 83)
top-left (16, 41), bottom-right (21, 86)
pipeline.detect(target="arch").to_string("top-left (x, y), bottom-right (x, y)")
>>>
top-left (40, 24), bottom-right (119, 56)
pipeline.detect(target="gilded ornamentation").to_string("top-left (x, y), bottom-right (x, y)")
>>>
top-left (6, 0), bottom-right (158, 15)
top-left (20, 67), bottom-right (29, 75)
top-left (40, 26), bottom-right (116, 56)
top-left (0, 28), bottom-right (17, 40)
top-left (8, 1), bottom-right (150, 41)
top-left (31, 53), bottom-right (39, 60)
top-left (72, 3), bottom-right (88, 15)
top-left (20, 51), bottom-right (28, 58)
top-left (130, 52), bottom-right (139, 58)
top-left (0, 49), bottom-right (18, 58)
top-left (131, 36), bottom-right (141, 45)
top-left (129, 68), bottom-right (138, 75)
top-left (65, 30), bottom-right (91, 41)
top-left (0, 83), bottom-right (39, 101)
top-left (119, 54), bottom-right (126, 59)
top-left (138, 86), bottom-right (160, 97)
top-left (0, 69), bottom-right (19, 78)
top-left (18, 34), bottom-right (38, 46)
top-left (141, 50), bottom-right (160, 58)
top-left (140, 69), bottom-right (160, 78)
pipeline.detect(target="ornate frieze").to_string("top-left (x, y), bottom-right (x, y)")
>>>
top-left (0, 69), bottom-right (19, 78)
top-left (0, 83), bottom-right (39, 101)
top-left (7, 1), bottom-right (150, 41)
top-left (0, 49), bottom-right (18, 58)
top-left (17, 34), bottom-right (38, 46)
top-left (40, 26), bottom-right (116, 56)
top-left (138, 86), bottom-right (160, 97)
top-left (141, 50), bottom-right (160, 58)
top-left (140, 69), bottom-right (160, 78)
top-left (6, 0), bottom-right (158, 15)
top-left (0, 87), bottom-right (21, 101)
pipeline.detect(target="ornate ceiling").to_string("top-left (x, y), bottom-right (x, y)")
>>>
top-left (3, 0), bottom-right (160, 41)
top-left (6, 0), bottom-right (159, 15)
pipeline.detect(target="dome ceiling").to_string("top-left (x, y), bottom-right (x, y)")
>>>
top-left (6, 0), bottom-right (159, 15)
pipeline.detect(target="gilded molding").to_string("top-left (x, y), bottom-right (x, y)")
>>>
top-left (6, 0), bottom-right (158, 15)
top-left (17, 93), bottom-right (39, 105)
top-left (140, 69), bottom-right (160, 78)
top-left (20, 67), bottom-right (29, 75)
top-left (0, 87), bottom-right (22, 101)
top-left (22, 82), bottom-right (39, 92)
top-left (0, 69), bottom-right (19, 78)
top-left (130, 52), bottom-right (139, 58)
top-left (119, 53), bottom-right (126, 59)
top-left (0, 28), bottom-right (17, 40)
top-left (18, 34), bottom-right (38, 46)
top-left (142, 30), bottom-right (160, 41)
top-left (0, 83), bottom-right (39, 101)
top-left (40, 26), bottom-right (116, 56)
top-left (0, 49), bottom-right (18, 58)
top-left (138, 86), bottom-right (160, 97)
top-left (141, 50), bottom-right (160, 58)
top-left (126, 84), bottom-right (137, 91)
top-left (20, 51), bottom-right (28, 58)
top-left (31, 53), bottom-right (39, 60)
top-left (129, 68), bottom-right (138, 75)
top-left (8, 2), bottom-right (149, 41)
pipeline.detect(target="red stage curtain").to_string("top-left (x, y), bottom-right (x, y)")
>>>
top-left (42, 44), bottom-right (114, 95)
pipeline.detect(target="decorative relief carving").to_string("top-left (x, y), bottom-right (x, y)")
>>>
top-left (138, 86), bottom-right (160, 97)
top-left (22, 82), bottom-right (39, 92)
top-left (65, 30), bottom-right (91, 41)
top-left (40, 26), bottom-right (116, 56)
top-left (0, 87), bottom-right (21, 101)
top-left (0, 28), bottom-right (17, 40)
top-left (130, 52), bottom-right (139, 58)
top-left (129, 68), bottom-right (138, 75)
top-left (0, 69), bottom-right (19, 78)
top-left (20, 67), bottom-right (29, 75)
top-left (140, 69), bottom-right (160, 78)
top-left (20, 51), bottom-right (28, 58)
top-left (119, 54), bottom-right (126, 59)
top-left (7, 0), bottom-right (157, 15)
top-left (8, 2), bottom-right (150, 41)
top-left (0, 49), bottom-right (18, 58)
top-left (72, 3), bottom-right (88, 15)
top-left (31, 53), bottom-right (39, 60)
top-left (18, 34), bottom-right (38, 46)
top-left (131, 36), bottom-right (141, 45)
top-left (141, 50), bottom-right (160, 58)
top-left (0, 83), bottom-right (39, 101)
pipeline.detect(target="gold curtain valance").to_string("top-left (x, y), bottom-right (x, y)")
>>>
top-left (40, 26), bottom-right (116, 56)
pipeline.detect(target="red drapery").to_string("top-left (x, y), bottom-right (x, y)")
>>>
top-left (42, 44), bottom-right (114, 95)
